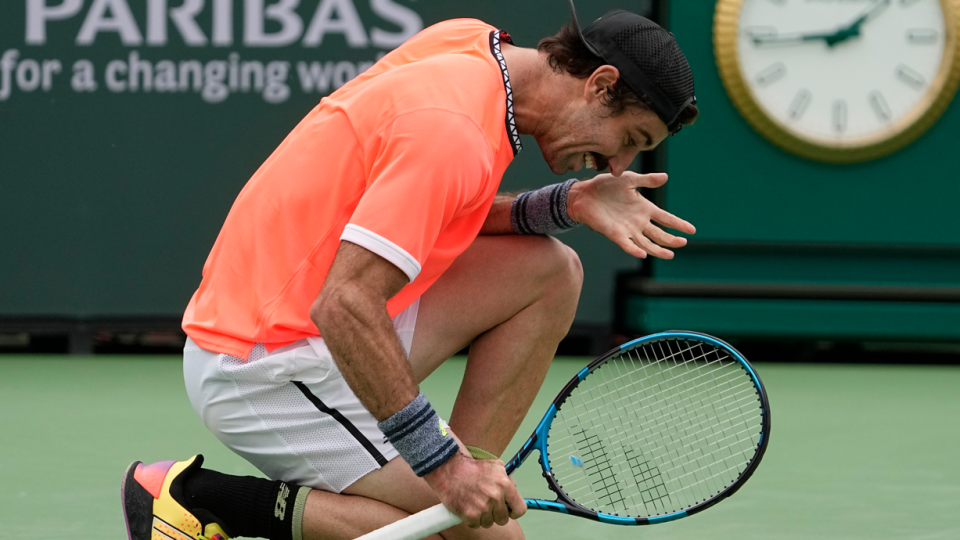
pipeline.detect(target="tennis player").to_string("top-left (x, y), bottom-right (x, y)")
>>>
top-left (121, 8), bottom-right (698, 540)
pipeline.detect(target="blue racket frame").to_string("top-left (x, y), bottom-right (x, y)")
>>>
top-left (502, 331), bottom-right (771, 525)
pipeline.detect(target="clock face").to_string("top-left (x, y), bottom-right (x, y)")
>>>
top-left (715, 0), bottom-right (960, 162)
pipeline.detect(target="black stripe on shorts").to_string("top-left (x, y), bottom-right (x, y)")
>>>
top-left (292, 381), bottom-right (388, 467)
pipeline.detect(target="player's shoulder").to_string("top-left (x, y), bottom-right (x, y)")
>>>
top-left (401, 21), bottom-right (509, 124)
top-left (413, 18), bottom-right (498, 42)
top-left (395, 58), bottom-right (506, 155)
top-left (330, 18), bottom-right (511, 154)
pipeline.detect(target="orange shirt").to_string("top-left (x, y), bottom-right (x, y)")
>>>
top-left (182, 20), bottom-right (522, 359)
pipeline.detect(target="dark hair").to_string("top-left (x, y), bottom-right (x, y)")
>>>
top-left (538, 24), bottom-right (699, 127)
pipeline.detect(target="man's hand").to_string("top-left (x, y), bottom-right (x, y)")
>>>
top-left (567, 172), bottom-right (695, 259)
top-left (423, 450), bottom-right (527, 528)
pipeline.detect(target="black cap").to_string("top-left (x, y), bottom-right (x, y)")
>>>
top-left (568, 0), bottom-right (696, 135)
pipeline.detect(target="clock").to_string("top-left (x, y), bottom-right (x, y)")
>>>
top-left (715, 0), bottom-right (960, 163)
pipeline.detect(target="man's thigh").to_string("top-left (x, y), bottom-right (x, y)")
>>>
top-left (407, 234), bottom-right (581, 382)
top-left (183, 323), bottom-right (417, 493)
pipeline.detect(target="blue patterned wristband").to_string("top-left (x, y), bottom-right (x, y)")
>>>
top-left (377, 393), bottom-right (459, 477)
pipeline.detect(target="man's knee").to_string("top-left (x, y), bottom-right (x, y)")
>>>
top-left (491, 237), bottom-right (582, 343)
top-left (556, 240), bottom-right (584, 293)
top-left (525, 235), bottom-right (583, 300)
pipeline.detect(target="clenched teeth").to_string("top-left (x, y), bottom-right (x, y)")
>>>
top-left (584, 152), bottom-right (596, 169)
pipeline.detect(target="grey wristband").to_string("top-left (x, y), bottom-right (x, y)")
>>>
top-left (377, 393), bottom-right (458, 477)
top-left (510, 178), bottom-right (579, 234)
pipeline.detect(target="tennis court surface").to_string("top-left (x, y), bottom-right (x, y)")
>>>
top-left (1, 355), bottom-right (957, 540)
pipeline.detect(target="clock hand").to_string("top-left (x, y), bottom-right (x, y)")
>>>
top-left (752, 0), bottom-right (892, 48)
top-left (752, 29), bottom-right (848, 47)
top-left (823, 25), bottom-right (862, 47)
top-left (849, 0), bottom-right (891, 29)
top-left (828, 0), bottom-right (891, 46)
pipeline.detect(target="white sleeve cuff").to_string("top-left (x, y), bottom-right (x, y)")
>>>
top-left (340, 224), bottom-right (422, 282)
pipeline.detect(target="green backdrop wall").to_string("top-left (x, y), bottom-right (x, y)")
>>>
top-left (621, 0), bottom-right (960, 342)
top-left (1, 0), bottom-right (649, 329)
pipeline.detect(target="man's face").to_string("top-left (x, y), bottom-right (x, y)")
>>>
top-left (536, 101), bottom-right (669, 177)
top-left (531, 64), bottom-right (671, 177)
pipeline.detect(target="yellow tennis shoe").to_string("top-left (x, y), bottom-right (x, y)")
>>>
top-left (121, 455), bottom-right (230, 540)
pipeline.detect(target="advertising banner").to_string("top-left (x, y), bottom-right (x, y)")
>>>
top-left (1, 0), bottom-right (649, 326)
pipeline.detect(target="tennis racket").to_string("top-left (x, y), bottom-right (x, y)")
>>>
top-left (357, 331), bottom-right (771, 540)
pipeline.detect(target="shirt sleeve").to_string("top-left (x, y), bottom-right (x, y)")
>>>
top-left (341, 109), bottom-right (496, 282)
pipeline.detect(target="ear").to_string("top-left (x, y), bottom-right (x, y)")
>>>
top-left (583, 65), bottom-right (621, 104)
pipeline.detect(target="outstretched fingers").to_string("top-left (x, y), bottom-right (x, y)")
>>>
top-left (631, 233), bottom-right (675, 260)
top-left (644, 224), bottom-right (688, 249)
top-left (617, 235), bottom-right (649, 259)
top-left (653, 208), bottom-right (696, 235)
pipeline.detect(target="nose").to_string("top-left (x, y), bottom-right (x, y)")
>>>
top-left (607, 147), bottom-right (641, 177)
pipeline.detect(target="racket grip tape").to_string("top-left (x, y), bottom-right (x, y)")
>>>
top-left (354, 504), bottom-right (461, 540)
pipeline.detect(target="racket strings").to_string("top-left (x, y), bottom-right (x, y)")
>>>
top-left (555, 356), bottom-right (747, 515)
top-left (565, 342), bottom-right (748, 422)
top-left (550, 407), bottom-right (761, 514)
top-left (545, 338), bottom-right (763, 518)
top-left (556, 348), bottom-right (757, 474)
top-left (621, 360), bottom-right (761, 475)
top-left (567, 426), bottom-right (628, 508)
top-left (612, 341), bottom-right (760, 511)
top-left (608, 342), bottom-right (761, 511)
top-left (568, 354), bottom-right (757, 442)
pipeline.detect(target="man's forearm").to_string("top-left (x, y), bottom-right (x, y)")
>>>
top-left (314, 288), bottom-right (462, 477)
top-left (312, 287), bottom-right (417, 420)
top-left (479, 193), bottom-right (517, 235)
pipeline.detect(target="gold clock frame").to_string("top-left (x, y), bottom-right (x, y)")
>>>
top-left (714, 0), bottom-right (960, 163)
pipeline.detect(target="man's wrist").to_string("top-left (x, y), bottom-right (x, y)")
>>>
top-left (377, 393), bottom-right (459, 477)
top-left (422, 451), bottom-right (466, 488)
top-left (566, 180), bottom-right (584, 224)
top-left (509, 179), bottom-right (580, 234)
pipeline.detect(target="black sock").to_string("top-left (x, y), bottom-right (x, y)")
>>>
top-left (182, 468), bottom-right (302, 540)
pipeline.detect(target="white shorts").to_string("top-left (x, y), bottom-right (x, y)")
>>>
top-left (183, 299), bottom-right (419, 493)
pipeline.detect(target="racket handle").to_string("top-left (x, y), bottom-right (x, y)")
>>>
top-left (355, 503), bottom-right (462, 540)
